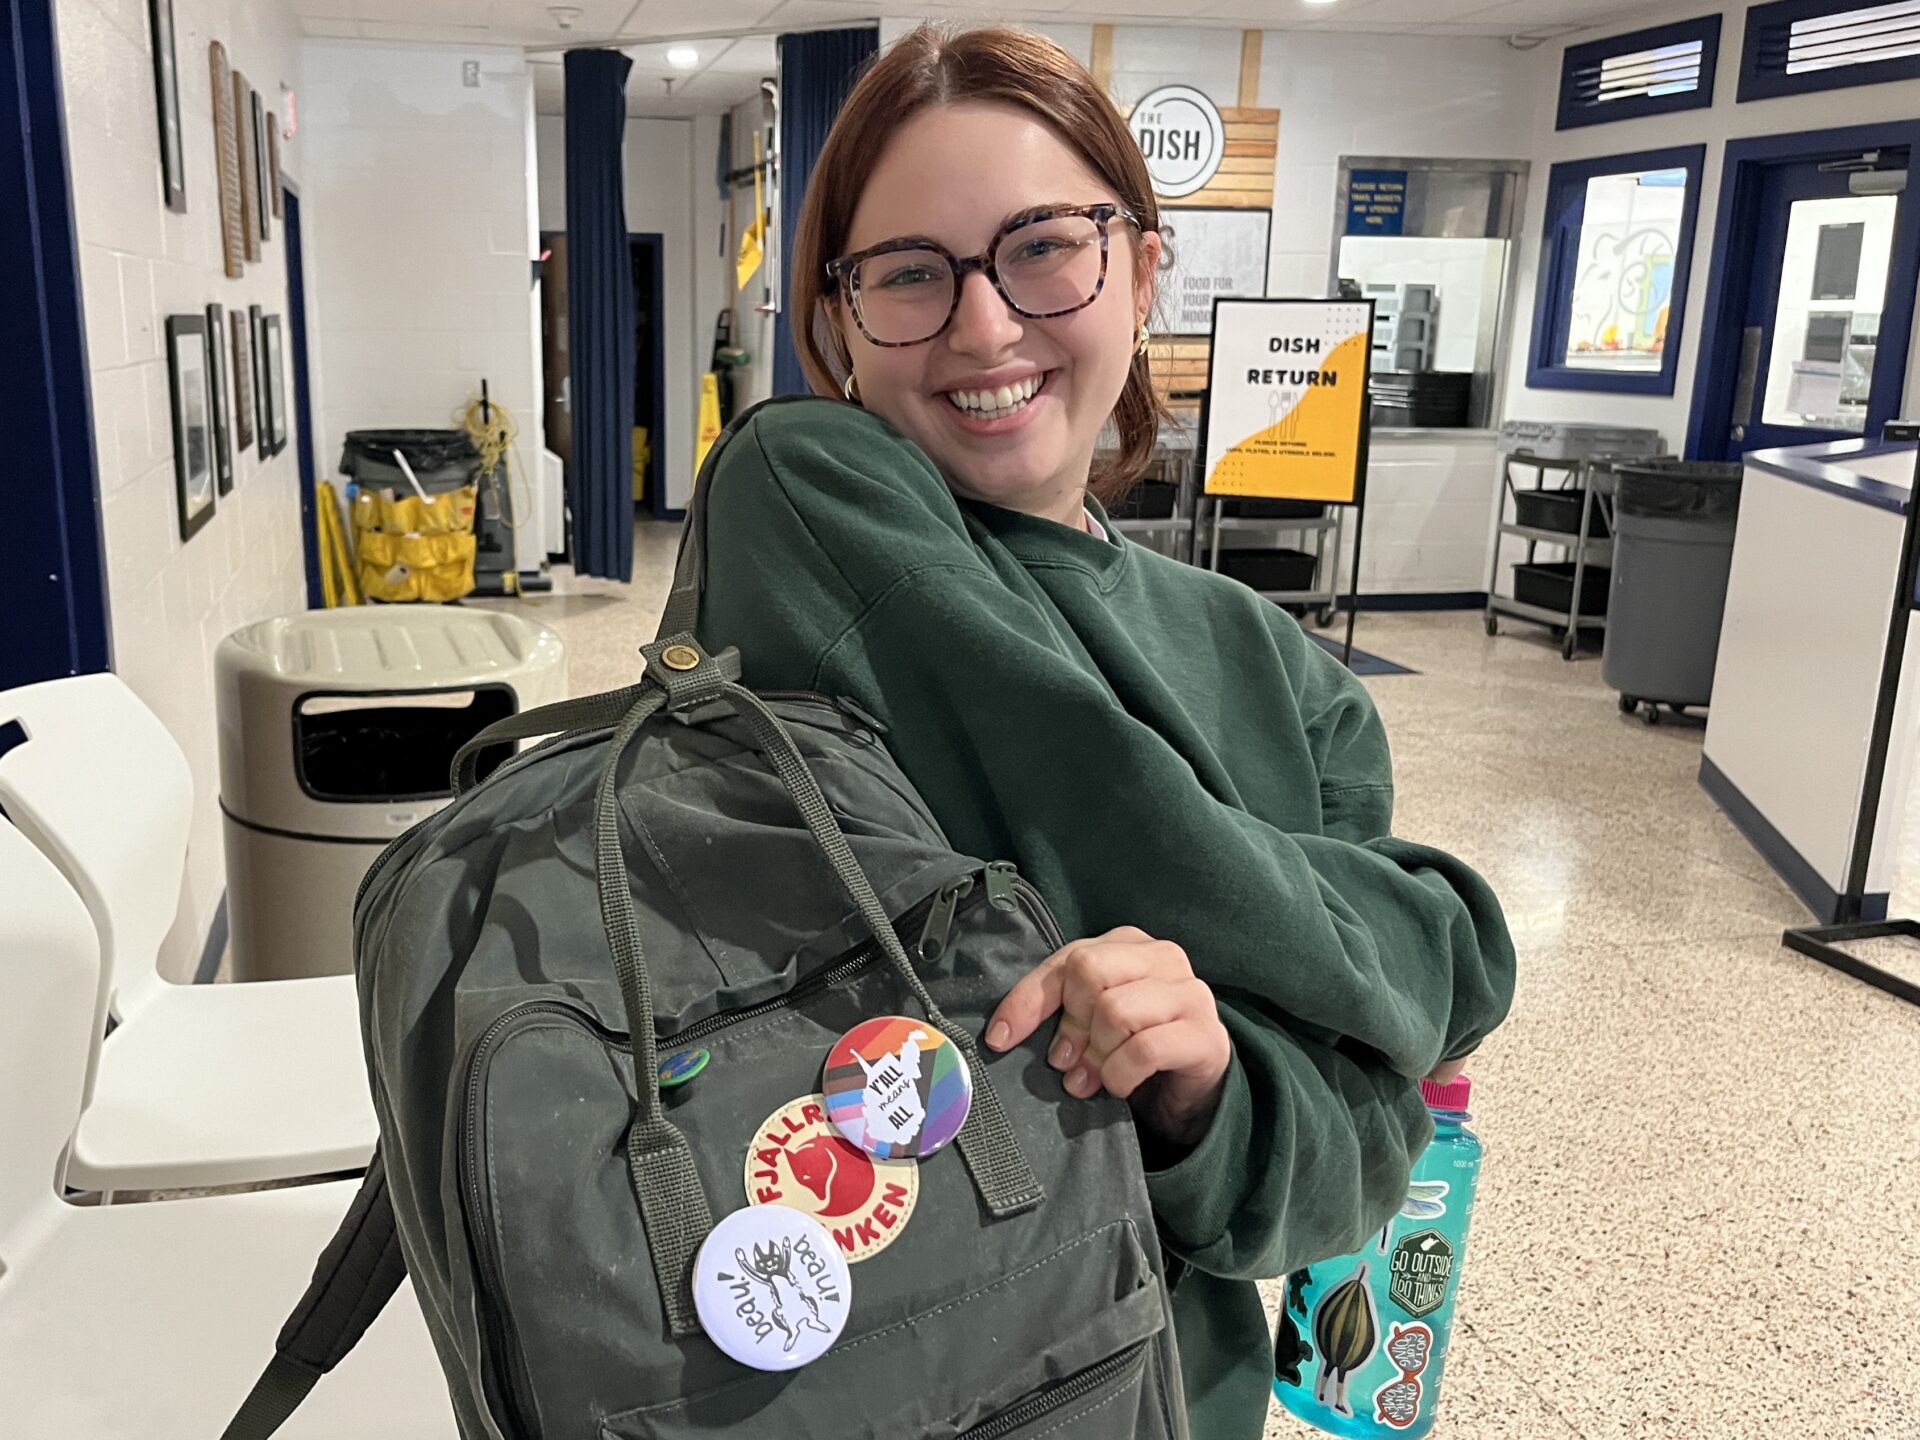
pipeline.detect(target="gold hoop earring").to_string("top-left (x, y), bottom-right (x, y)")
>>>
top-left (842, 373), bottom-right (861, 405)
top-left (1135, 321), bottom-right (1151, 357)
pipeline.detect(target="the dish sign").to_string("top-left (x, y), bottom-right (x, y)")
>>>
top-left (1201, 299), bottom-right (1373, 503)
top-left (1130, 86), bottom-right (1224, 200)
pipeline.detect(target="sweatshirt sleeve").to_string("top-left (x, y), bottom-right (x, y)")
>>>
top-left (695, 402), bottom-right (1516, 1278)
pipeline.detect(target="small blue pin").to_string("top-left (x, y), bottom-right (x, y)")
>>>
top-left (658, 1047), bottom-right (711, 1089)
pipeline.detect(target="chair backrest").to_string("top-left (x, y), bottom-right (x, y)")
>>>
top-left (0, 673), bottom-right (192, 1028)
top-left (0, 819), bottom-right (101, 1253)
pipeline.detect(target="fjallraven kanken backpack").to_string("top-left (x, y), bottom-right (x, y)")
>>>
top-left (224, 399), bottom-right (1189, 1440)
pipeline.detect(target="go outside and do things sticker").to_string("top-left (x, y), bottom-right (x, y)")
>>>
top-left (823, 1016), bottom-right (973, 1160)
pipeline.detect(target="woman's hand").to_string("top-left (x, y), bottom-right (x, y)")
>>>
top-left (984, 927), bottom-right (1232, 1150)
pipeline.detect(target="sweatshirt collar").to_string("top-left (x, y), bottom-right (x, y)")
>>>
top-left (959, 493), bottom-right (1131, 583)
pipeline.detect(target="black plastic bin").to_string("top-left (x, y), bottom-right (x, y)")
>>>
top-left (339, 429), bottom-right (482, 493)
top-left (1110, 481), bottom-right (1178, 520)
top-left (1600, 460), bottom-right (1744, 716)
top-left (1514, 561), bottom-right (1610, 617)
top-left (1220, 547), bottom-right (1317, 593)
top-left (1513, 489), bottom-right (1610, 538)
top-left (1226, 497), bottom-right (1324, 520)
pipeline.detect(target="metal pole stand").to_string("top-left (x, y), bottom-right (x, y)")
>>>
top-left (1781, 420), bottom-right (1920, 1008)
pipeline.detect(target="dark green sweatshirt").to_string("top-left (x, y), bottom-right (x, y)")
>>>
top-left (692, 398), bottom-right (1515, 1438)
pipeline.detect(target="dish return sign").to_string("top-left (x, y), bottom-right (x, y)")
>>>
top-left (1129, 85), bottom-right (1225, 200)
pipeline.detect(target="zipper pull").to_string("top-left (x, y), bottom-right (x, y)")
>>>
top-left (984, 861), bottom-right (1020, 912)
top-left (917, 876), bottom-right (974, 962)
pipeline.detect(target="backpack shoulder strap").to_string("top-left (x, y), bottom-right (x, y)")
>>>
top-left (221, 1152), bottom-right (407, 1440)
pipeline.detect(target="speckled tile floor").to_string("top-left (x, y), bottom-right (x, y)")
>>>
top-left (488, 525), bottom-right (1920, 1440)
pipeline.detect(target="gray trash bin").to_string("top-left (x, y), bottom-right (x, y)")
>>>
top-left (1598, 460), bottom-right (1743, 722)
top-left (215, 608), bottom-right (565, 980)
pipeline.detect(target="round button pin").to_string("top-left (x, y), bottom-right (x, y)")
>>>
top-left (694, 1205), bottom-right (851, 1371)
top-left (822, 1016), bottom-right (972, 1161)
top-left (744, 1094), bottom-right (919, 1263)
top-left (657, 1047), bottom-right (710, 1089)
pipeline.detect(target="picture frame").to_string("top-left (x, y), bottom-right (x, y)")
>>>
top-left (252, 90), bottom-right (272, 244)
top-left (250, 304), bottom-right (268, 456)
top-left (268, 117), bottom-right (283, 220)
top-left (148, 0), bottom-right (186, 212)
top-left (165, 314), bottom-right (215, 540)
top-left (262, 313), bottom-right (289, 457)
top-left (209, 42), bottom-right (244, 278)
top-left (231, 309), bottom-right (255, 454)
top-left (234, 71), bottom-right (261, 264)
top-left (206, 303), bottom-right (233, 493)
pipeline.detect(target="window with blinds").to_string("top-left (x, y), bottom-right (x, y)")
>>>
top-left (1741, 0), bottom-right (1920, 100)
top-left (1556, 17), bottom-right (1722, 131)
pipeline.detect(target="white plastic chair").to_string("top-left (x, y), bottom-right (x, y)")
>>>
top-left (0, 819), bottom-right (456, 1437)
top-left (0, 673), bottom-right (376, 1192)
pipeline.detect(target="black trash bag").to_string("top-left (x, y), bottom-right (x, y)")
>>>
top-left (1612, 459), bottom-right (1742, 521)
top-left (340, 429), bottom-right (481, 485)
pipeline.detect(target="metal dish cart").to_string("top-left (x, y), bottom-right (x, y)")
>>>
top-left (1485, 422), bottom-right (1665, 661)
top-left (1199, 499), bottom-right (1343, 627)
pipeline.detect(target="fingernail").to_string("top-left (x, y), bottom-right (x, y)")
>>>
top-left (1048, 1037), bottom-right (1074, 1069)
top-left (1066, 1067), bottom-right (1089, 1096)
top-left (986, 1021), bottom-right (1011, 1052)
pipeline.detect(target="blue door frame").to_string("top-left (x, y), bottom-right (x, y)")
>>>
top-left (1686, 123), bottom-right (1920, 461)
top-left (283, 182), bottom-right (322, 608)
top-left (2, 0), bottom-right (112, 688)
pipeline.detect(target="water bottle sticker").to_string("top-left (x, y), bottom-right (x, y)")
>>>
top-left (1388, 1228), bottom-right (1455, 1319)
top-left (1310, 1262), bottom-right (1382, 1419)
top-left (1373, 1321), bottom-right (1434, 1431)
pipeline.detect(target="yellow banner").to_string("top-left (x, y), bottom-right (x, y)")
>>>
top-left (1201, 299), bottom-right (1373, 503)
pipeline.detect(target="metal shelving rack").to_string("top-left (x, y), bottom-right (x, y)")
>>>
top-left (1199, 502), bottom-right (1344, 626)
top-left (1484, 451), bottom-right (1613, 661)
top-left (1108, 423), bottom-right (1199, 561)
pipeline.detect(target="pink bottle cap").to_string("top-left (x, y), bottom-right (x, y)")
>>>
top-left (1420, 1074), bottom-right (1472, 1111)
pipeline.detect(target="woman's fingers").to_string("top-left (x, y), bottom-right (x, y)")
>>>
top-left (984, 926), bottom-right (1159, 1054)
top-left (1069, 976), bottom-right (1209, 1095)
top-left (1050, 937), bottom-right (1180, 1071)
top-left (1099, 1014), bottom-right (1230, 1102)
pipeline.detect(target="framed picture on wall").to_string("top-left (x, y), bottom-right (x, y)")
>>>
top-left (209, 42), bottom-right (244, 278)
top-left (231, 309), bottom-right (255, 454)
top-left (268, 117), bottom-right (283, 220)
top-left (250, 304), bottom-right (269, 455)
top-left (234, 71), bottom-right (261, 263)
top-left (165, 315), bottom-right (215, 540)
top-left (206, 303), bottom-right (233, 494)
top-left (252, 91), bottom-right (272, 244)
top-left (148, 0), bottom-right (186, 212)
top-left (262, 313), bottom-right (289, 456)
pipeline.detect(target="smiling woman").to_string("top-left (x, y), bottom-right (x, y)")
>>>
top-left (789, 28), bottom-right (1170, 515)
top-left (693, 24), bottom-right (1514, 1440)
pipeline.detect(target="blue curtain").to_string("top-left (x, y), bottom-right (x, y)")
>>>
top-left (564, 49), bottom-right (634, 580)
top-left (773, 27), bottom-right (878, 397)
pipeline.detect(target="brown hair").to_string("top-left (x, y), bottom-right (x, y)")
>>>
top-left (789, 24), bottom-right (1172, 501)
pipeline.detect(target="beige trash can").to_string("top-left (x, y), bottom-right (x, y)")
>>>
top-left (215, 608), bottom-right (565, 980)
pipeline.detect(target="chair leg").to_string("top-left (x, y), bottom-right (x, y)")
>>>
top-left (97, 1190), bottom-right (114, 1207)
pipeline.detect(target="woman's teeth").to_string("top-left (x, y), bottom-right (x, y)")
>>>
top-left (946, 374), bottom-right (1043, 420)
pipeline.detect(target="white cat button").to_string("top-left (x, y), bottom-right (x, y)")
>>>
top-left (693, 1205), bottom-right (852, 1371)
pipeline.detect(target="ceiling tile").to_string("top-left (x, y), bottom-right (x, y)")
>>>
top-left (298, 15), bottom-right (366, 36)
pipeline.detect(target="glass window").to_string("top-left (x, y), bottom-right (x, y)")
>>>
top-left (1332, 159), bottom-right (1528, 430)
top-left (1561, 167), bottom-right (1690, 373)
top-left (1528, 146), bottom-right (1706, 395)
top-left (1759, 194), bottom-right (1898, 432)
top-left (1556, 16), bottom-right (1721, 131)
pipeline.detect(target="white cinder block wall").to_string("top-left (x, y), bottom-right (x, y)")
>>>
top-left (56, 0), bottom-right (307, 980)
top-left (301, 42), bottom-right (544, 496)
top-left (1504, 0), bottom-right (1920, 451)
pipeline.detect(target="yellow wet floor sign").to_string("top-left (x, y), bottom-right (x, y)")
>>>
top-left (695, 374), bottom-right (723, 484)
top-left (736, 134), bottom-right (766, 291)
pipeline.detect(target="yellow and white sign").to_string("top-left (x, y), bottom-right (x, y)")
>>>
top-left (1201, 298), bottom-right (1374, 503)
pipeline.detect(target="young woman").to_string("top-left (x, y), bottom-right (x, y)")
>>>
top-left (693, 25), bottom-right (1515, 1437)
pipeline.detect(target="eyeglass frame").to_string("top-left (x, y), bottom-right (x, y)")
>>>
top-left (824, 202), bottom-right (1144, 348)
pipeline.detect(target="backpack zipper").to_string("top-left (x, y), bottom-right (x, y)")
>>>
top-left (958, 1343), bottom-right (1149, 1438)
top-left (457, 867), bottom-right (1061, 1426)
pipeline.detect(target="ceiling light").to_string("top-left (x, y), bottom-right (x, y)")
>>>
top-left (667, 46), bottom-right (699, 69)
top-left (548, 6), bottom-right (582, 28)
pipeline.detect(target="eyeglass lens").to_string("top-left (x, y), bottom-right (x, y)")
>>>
top-left (851, 213), bottom-right (1108, 344)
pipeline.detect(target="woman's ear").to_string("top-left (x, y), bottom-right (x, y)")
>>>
top-left (1133, 229), bottom-right (1163, 327)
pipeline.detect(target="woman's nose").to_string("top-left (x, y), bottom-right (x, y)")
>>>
top-left (946, 270), bottom-right (1023, 359)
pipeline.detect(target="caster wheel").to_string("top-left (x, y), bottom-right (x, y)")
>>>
top-left (1561, 632), bottom-right (1579, 661)
top-left (1619, 695), bottom-right (1638, 716)
top-left (1314, 606), bottom-right (1339, 629)
top-left (1484, 614), bottom-right (1498, 637)
top-left (1642, 705), bottom-right (1662, 727)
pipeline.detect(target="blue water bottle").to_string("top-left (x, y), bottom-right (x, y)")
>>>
top-left (1273, 1075), bottom-right (1482, 1438)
